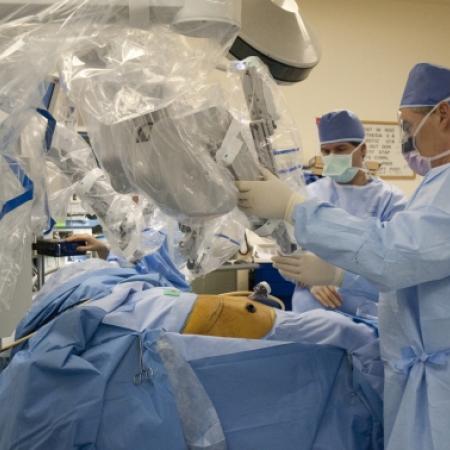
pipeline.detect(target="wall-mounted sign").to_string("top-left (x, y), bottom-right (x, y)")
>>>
top-left (362, 120), bottom-right (415, 179)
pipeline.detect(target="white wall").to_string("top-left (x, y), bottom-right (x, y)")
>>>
top-left (280, 0), bottom-right (450, 197)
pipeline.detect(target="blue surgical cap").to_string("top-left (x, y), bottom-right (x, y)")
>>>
top-left (317, 110), bottom-right (365, 145)
top-left (400, 63), bottom-right (450, 108)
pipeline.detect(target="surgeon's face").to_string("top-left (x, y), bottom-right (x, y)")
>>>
top-left (320, 142), bottom-right (365, 167)
top-left (399, 108), bottom-right (439, 158)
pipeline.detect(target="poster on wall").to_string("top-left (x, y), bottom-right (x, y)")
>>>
top-left (362, 120), bottom-right (415, 179)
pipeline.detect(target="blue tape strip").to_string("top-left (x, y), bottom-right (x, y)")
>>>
top-left (272, 147), bottom-right (299, 156)
top-left (36, 108), bottom-right (58, 232)
top-left (1, 155), bottom-right (34, 220)
top-left (43, 215), bottom-right (56, 235)
top-left (42, 178), bottom-right (55, 235)
top-left (277, 164), bottom-right (302, 175)
top-left (36, 108), bottom-right (56, 152)
top-left (215, 233), bottom-right (240, 247)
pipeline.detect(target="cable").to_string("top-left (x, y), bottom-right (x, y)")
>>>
top-left (220, 291), bottom-right (285, 310)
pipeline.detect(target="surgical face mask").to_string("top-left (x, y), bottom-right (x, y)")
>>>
top-left (402, 150), bottom-right (433, 176)
top-left (400, 97), bottom-right (450, 176)
top-left (403, 148), bottom-right (450, 176)
top-left (322, 143), bottom-right (363, 183)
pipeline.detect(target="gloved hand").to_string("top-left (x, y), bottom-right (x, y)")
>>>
top-left (272, 252), bottom-right (344, 287)
top-left (236, 168), bottom-right (304, 222)
top-left (65, 234), bottom-right (110, 260)
top-left (310, 285), bottom-right (343, 309)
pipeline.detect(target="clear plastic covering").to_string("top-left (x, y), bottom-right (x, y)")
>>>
top-left (60, 23), bottom-right (238, 126)
top-left (78, 53), bottom-right (305, 272)
top-left (34, 111), bottom-right (165, 259)
top-left (32, 258), bottom-right (113, 307)
top-left (0, 155), bottom-right (33, 311)
top-left (57, 1), bottom-right (242, 219)
top-left (221, 57), bottom-right (306, 254)
top-left (87, 103), bottom-right (238, 220)
top-left (0, 0), bottom-right (307, 309)
top-left (156, 334), bottom-right (227, 450)
top-left (17, 111), bottom-right (53, 233)
top-left (0, 2), bottom-right (120, 312)
top-left (178, 208), bottom-right (249, 278)
top-left (45, 161), bottom-right (75, 219)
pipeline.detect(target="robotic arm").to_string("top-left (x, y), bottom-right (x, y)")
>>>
top-left (0, 0), bottom-right (320, 304)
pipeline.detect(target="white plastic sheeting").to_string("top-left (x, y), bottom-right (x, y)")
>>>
top-left (0, 0), bottom-right (306, 308)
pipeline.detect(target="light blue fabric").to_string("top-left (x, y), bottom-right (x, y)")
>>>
top-left (19, 260), bottom-right (378, 358)
top-left (0, 356), bottom-right (8, 373)
top-left (268, 309), bottom-right (376, 354)
top-left (107, 230), bottom-right (189, 289)
top-left (318, 110), bottom-right (365, 144)
top-left (101, 286), bottom-right (197, 333)
top-left (267, 309), bottom-right (383, 399)
top-left (15, 243), bottom-right (190, 343)
top-left (400, 63), bottom-right (450, 108)
top-left (0, 262), bottom-right (382, 450)
top-left (292, 162), bottom-right (450, 450)
top-left (0, 310), bottom-right (189, 450)
top-left (292, 176), bottom-right (406, 315)
top-left (191, 341), bottom-right (382, 450)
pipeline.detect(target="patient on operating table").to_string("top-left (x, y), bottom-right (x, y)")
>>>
top-left (0, 242), bottom-right (383, 450)
top-left (7, 235), bottom-right (379, 362)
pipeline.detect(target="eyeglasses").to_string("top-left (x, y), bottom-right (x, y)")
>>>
top-left (398, 119), bottom-right (415, 153)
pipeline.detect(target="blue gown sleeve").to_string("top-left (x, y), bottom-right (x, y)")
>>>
top-left (293, 199), bottom-right (450, 291)
top-left (380, 187), bottom-right (407, 221)
top-left (337, 182), bottom-right (405, 297)
top-left (340, 271), bottom-right (379, 302)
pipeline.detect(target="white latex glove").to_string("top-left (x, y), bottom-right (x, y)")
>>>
top-left (310, 285), bottom-right (343, 309)
top-left (236, 168), bottom-right (304, 222)
top-left (272, 252), bottom-right (344, 287)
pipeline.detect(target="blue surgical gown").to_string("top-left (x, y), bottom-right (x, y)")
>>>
top-left (293, 176), bottom-right (406, 315)
top-left (292, 163), bottom-right (450, 450)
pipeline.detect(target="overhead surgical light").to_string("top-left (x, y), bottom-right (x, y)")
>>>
top-left (229, 0), bottom-right (320, 83)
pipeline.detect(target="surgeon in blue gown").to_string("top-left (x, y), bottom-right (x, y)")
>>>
top-left (288, 110), bottom-right (406, 314)
top-left (237, 62), bottom-right (450, 450)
